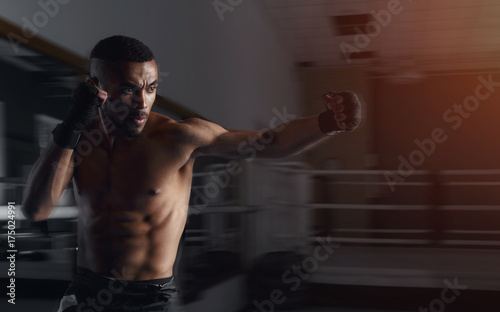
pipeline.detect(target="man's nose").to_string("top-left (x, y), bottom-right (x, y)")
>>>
top-left (133, 90), bottom-right (147, 110)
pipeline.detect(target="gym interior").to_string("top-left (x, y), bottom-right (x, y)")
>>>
top-left (0, 1), bottom-right (499, 311)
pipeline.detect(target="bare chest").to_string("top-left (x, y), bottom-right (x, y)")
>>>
top-left (73, 136), bottom-right (194, 214)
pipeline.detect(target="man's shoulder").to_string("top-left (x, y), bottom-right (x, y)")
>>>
top-left (149, 111), bottom-right (175, 123)
top-left (148, 112), bottom-right (205, 124)
top-left (145, 113), bottom-right (199, 139)
top-left (178, 117), bottom-right (221, 130)
top-left (147, 112), bottom-right (182, 130)
top-left (164, 116), bottom-right (219, 134)
top-left (146, 113), bottom-right (221, 140)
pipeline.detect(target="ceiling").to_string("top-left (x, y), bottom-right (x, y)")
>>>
top-left (262, 0), bottom-right (500, 73)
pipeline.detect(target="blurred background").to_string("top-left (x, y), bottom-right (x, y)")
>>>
top-left (1, 0), bottom-right (500, 311)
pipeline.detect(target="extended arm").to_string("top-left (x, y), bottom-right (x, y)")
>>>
top-left (189, 91), bottom-right (362, 159)
top-left (190, 115), bottom-right (328, 159)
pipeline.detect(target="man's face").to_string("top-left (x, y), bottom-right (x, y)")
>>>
top-left (100, 60), bottom-right (158, 138)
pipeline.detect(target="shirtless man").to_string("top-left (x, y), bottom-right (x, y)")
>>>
top-left (22, 35), bottom-right (361, 311)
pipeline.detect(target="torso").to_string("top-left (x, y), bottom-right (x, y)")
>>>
top-left (73, 113), bottom-right (195, 280)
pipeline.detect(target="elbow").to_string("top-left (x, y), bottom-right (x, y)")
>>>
top-left (22, 206), bottom-right (49, 222)
top-left (21, 199), bottom-right (51, 222)
top-left (30, 211), bottom-right (49, 222)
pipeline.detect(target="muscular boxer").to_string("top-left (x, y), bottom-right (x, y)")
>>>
top-left (21, 35), bottom-right (361, 311)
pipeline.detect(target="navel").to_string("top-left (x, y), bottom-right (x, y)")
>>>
top-left (148, 188), bottom-right (161, 196)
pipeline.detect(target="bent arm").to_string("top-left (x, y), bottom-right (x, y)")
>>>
top-left (22, 141), bottom-right (74, 221)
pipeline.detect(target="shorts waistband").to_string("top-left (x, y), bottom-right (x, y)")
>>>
top-left (75, 266), bottom-right (174, 290)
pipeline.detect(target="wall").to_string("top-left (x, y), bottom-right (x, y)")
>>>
top-left (374, 72), bottom-right (500, 171)
top-left (373, 72), bottom-right (500, 210)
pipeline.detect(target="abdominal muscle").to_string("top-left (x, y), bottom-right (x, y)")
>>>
top-left (76, 195), bottom-right (189, 281)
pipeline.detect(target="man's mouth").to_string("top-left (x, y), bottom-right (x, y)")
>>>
top-left (132, 116), bottom-right (146, 125)
top-left (129, 112), bottom-right (148, 126)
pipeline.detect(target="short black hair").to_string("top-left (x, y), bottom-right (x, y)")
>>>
top-left (90, 35), bottom-right (154, 63)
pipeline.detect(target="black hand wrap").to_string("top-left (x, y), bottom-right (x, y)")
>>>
top-left (52, 124), bottom-right (81, 149)
top-left (52, 82), bottom-right (101, 149)
top-left (318, 91), bottom-right (361, 135)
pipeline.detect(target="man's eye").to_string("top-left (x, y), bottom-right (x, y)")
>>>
top-left (123, 88), bottom-right (134, 94)
top-left (147, 86), bottom-right (157, 93)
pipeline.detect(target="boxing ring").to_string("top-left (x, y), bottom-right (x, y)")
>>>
top-left (263, 164), bottom-right (500, 292)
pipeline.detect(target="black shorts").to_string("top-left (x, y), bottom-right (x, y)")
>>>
top-left (57, 266), bottom-right (179, 312)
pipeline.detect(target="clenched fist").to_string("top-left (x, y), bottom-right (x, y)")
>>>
top-left (319, 91), bottom-right (361, 134)
top-left (62, 82), bottom-right (108, 131)
top-left (52, 82), bottom-right (107, 149)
